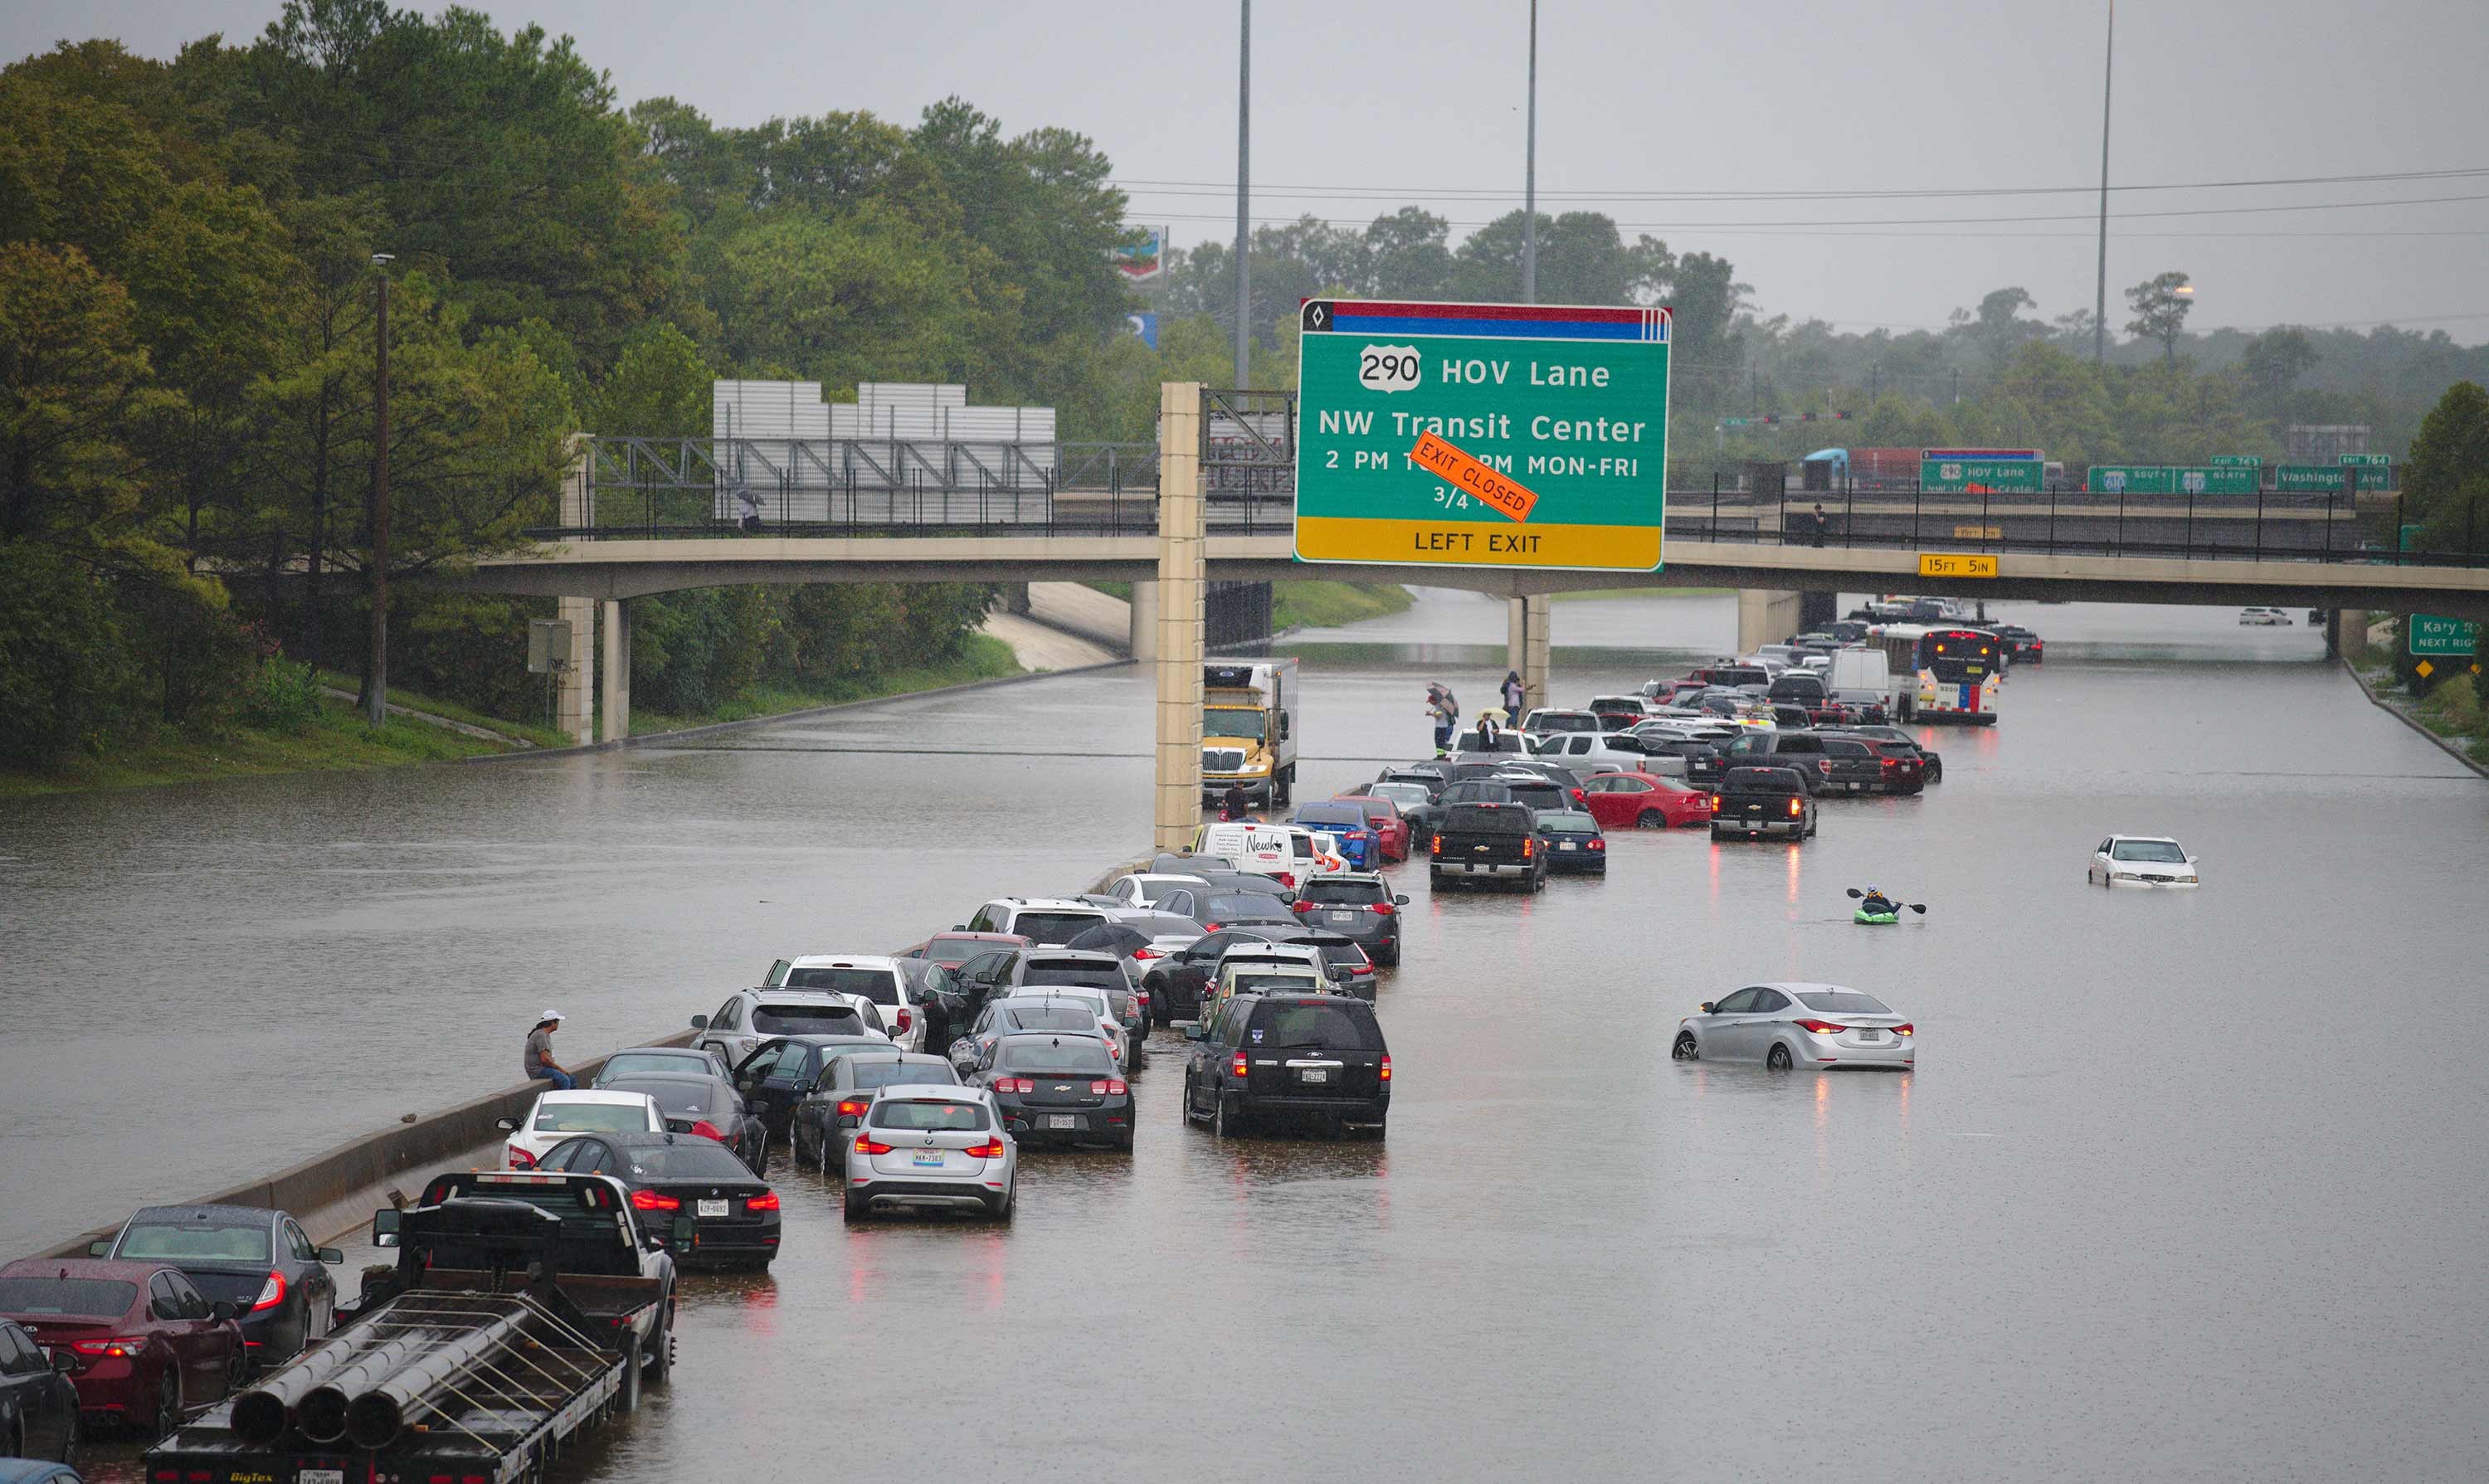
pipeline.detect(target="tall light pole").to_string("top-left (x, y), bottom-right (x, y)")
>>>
top-left (2092, 0), bottom-right (2114, 365)
top-left (368, 252), bottom-right (393, 727)
top-left (1522, 0), bottom-right (1538, 304)
top-left (1234, 0), bottom-right (1251, 388)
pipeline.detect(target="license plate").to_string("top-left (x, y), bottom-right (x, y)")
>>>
top-left (1845, 782), bottom-right (1863, 791)
top-left (1559, 840), bottom-right (1577, 850)
top-left (1327, 911), bottom-right (1358, 923)
top-left (1301, 1067), bottom-right (1330, 1083)
top-left (1045, 1114), bottom-right (1076, 1130)
top-left (1857, 1030), bottom-right (1881, 1041)
top-left (301, 1472), bottom-right (345, 1484)
top-left (912, 1148), bottom-right (947, 1167)
top-left (696, 1199), bottom-right (728, 1218)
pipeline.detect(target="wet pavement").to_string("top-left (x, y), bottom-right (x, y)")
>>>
top-left (16, 594), bottom-right (2489, 1480)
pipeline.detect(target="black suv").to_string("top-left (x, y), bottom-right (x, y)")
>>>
top-left (1181, 991), bottom-right (1390, 1138)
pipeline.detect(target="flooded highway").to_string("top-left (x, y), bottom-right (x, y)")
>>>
top-left (13, 592), bottom-right (2489, 1480)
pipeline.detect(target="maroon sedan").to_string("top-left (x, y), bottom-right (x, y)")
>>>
top-left (0, 1258), bottom-right (243, 1438)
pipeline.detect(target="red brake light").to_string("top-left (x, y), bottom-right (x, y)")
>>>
top-left (505, 1146), bottom-right (536, 1169)
top-left (1430, 835), bottom-right (1441, 855)
top-left (629, 1189), bottom-right (681, 1211)
top-left (1795, 1019), bottom-right (1848, 1035)
top-left (835, 1099), bottom-right (869, 1117)
top-left (1203, 923), bottom-right (1222, 933)
top-left (71, 1338), bottom-right (145, 1357)
top-left (1368, 901), bottom-right (1395, 915)
top-left (1231, 1053), bottom-right (1249, 1078)
top-left (1588, 838), bottom-right (1605, 849)
top-left (1892, 1023), bottom-right (1914, 1037)
top-left (745, 1192), bottom-right (781, 1211)
top-left (853, 1135), bottom-right (894, 1155)
top-left (1709, 795), bottom-right (1722, 809)
top-left (994, 1077), bottom-right (1034, 1093)
top-left (1571, 787), bottom-right (1586, 803)
top-left (894, 1007), bottom-right (912, 1033)
top-left (689, 1120), bottom-right (727, 1142)
top-left (1290, 899), bottom-right (1314, 912)
top-left (963, 1139), bottom-right (1006, 1158)
top-left (1522, 836), bottom-right (1535, 858)
top-left (1090, 1079), bottom-right (1128, 1095)
top-left (1788, 798), bottom-right (1803, 816)
top-left (1379, 1054), bottom-right (1391, 1082)
top-left (1132, 946), bottom-right (1164, 960)
top-left (251, 1270), bottom-right (286, 1312)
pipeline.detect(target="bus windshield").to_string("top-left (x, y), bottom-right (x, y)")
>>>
top-left (1917, 630), bottom-right (1999, 684)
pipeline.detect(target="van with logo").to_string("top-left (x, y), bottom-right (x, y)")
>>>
top-left (1191, 820), bottom-right (1346, 888)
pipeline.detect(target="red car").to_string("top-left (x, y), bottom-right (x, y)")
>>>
top-left (1332, 794), bottom-right (1410, 862)
top-left (0, 1258), bottom-right (244, 1437)
top-left (1577, 771), bottom-right (1717, 829)
top-left (899, 931), bottom-right (1030, 971)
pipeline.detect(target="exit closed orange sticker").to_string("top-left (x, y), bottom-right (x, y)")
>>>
top-left (1409, 431), bottom-right (1539, 523)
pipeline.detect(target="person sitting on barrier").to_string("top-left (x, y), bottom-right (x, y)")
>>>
top-left (524, 1010), bottom-right (572, 1090)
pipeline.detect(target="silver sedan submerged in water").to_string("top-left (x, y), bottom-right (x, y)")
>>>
top-left (1671, 982), bottom-right (1914, 1071)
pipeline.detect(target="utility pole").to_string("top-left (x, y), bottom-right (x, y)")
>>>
top-left (1233, 0), bottom-right (1251, 388)
top-left (2092, 0), bottom-right (2115, 366)
top-left (367, 253), bottom-right (393, 727)
top-left (1522, 0), bottom-right (1538, 304)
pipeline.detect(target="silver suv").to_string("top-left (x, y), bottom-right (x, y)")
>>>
top-left (692, 988), bottom-right (887, 1069)
top-left (959, 898), bottom-right (1114, 946)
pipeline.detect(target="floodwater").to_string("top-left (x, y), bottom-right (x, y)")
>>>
top-left (13, 593), bottom-right (2487, 1481)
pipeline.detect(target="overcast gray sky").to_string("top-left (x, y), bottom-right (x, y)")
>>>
top-left (8, 0), bottom-right (2484, 336)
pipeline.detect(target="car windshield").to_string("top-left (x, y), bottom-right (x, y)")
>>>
top-left (2111, 839), bottom-right (2189, 863)
top-left (1204, 893), bottom-right (1288, 921)
top-left (600, 1052), bottom-right (709, 1080)
top-left (1300, 878), bottom-right (1384, 903)
top-left (1000, 1040), bottom-right (1116, 1075)
top-left (869, 1099), bottom-right (992, 1131)
top-left (843, 1058), bottom-right (957, 1089)
top-left (752, 1004), bottom-right (865, 1034)
top-left (1538, 812), bottom-right (1597, 834)
top-left (1022, 965), bottom-right (1122, 989)
top-left (1252, 1001), bottom-right (1383, 1051)
top-left (783, 967), bottom-right (902, 1003)
top-left (1372, 783), bottom-right (1430, 805)
top-left (1503, 782), bottom-right (1566, 810)
top-left (1234, 971), bottom-right (1321, 992)
top-left (1795, 991), bottom-right (1893, 1014)
top-left (114, 1221), bottom-right (270, 1262)
top-left (1309, 941), bottom-right (1368, 969)
top-left (0, 1277), bottom-right (136, 1318)
top-left (1444, 804), bottom-right (1529, 834)
top-left (603, 1079), bottom-right (720, 1117)
top-left (1011, 912), bottom-right (1103, 946)
top-left (534, 1102), bottom-right (652, 1133)
top-left (1001, 1007), bottom-right (1098, 1033)
top-left (619, 1143), bottom-right (753, 1179)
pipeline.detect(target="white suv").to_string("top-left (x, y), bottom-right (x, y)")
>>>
top-left (693, 988), bottom-right (888, 1068)
top-left (763, 955), bottom-right (927, 1052)
top-left (960, 898), bottom-right (1115, 946)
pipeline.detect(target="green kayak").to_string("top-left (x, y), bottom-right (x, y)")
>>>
top-left (1853, 910), bottom-right (1900, 925)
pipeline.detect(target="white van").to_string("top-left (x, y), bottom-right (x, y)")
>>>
top-left (1191, 820), bottom-right (1347, 888)
top-left (1825, 647), bottom-right (1897, 716)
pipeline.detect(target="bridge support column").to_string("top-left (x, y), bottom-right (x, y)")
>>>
top-left (555, 437), bottom-right (596, 744)
top-left (1129, 579), bottom-right (1160, 662)
top-left (1152, 384), bottom-right (1206, 854)
top-left (1505, 595), bottom-right (1551, 714)
top-left (2332, 610), bottom-right (2367, 662)
top-left (599, 599), bottom-right (631, 742)
top-left (1736, 589), bottom-right (1802, 654)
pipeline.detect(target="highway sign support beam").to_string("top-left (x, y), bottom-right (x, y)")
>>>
top-left (1154, 383), bottom-right (1206, 853)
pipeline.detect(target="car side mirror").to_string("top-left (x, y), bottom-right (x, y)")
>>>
top-left (494, 1117), bottom-right (517, 1132)
top-left (318, 1247), bottom-right (345, 1265)
top-left (952, 923), bottom-right (967, 932)
top-left (689, 1014), bottom-right (709, 1030)
top-left (1698, 1002), bottom-right (1715, 1014)
top-left (671, 1214), bottom-right (697, 1246)
top-left (87, 1239), bottom-right (110, 1257)
top-left (373, 1209), bottom-right (403, 1248)
top-left (838, 1114), bottom-right (860, 1129)
top-left (51, 1348), bottom-right (76, 1373)
top-left (1183, 1023), bottom-right (1206, 1040)
top-left (210, 1300), bottom-right (238, 1323)
top-left (1393, 895), bottom-right (1410, 906)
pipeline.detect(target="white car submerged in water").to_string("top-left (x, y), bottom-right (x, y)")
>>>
top-left (2088, 835), bottom-right (2200, 888)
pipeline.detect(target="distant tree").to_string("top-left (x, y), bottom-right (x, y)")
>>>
top-left (1361, 207), bottom-right (1454, 299)
top-left (2124, 271), bottom-right (2194, 362)
top-left (1961, 286), bottom-right (2044, 367)
top-left (1449, 211), bottom-right (1665, 306)
top-left (2403, 380), bottom-right (2489, 561)
top-left (2239, 327), bottom-right (2319, 400)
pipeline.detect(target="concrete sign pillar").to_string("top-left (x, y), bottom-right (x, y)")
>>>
top-left (1153, 385), bottom-right (1207, 852)
top-left (1505, 594), bottom-right (1551, 713)
top-left (1129, 579), bottom-right (1161, 662)
top-left (1736, 589), bottom-right (1802, 654)
top-left (556, 437), bottom-right (595, 743)
top-left (599, 599), bottom-right (631, 742)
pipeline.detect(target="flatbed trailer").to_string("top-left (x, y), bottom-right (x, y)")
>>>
top-left (147, 1173), bottom-right (677, 1484)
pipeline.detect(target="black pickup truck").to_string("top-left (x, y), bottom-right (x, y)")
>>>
top-left (1428, 800), bottom-right (1546, 892)
top-left (1710, 766), bottom-right (1818, 841)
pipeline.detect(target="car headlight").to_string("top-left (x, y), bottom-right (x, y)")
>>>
top-left (2112, 871), bottom-right (2144, 880)
top-left (1240, 758), bottom-right (1270, 774)
top-left (2177, 874), bottom-right (2198, 883)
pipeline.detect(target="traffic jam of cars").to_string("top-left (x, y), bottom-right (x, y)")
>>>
top-left (10, 620), bottom-right (2215, 1476)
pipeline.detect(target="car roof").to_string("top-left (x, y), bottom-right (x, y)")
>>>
top-left (536, 1089), bottom-right (651, 1105)
top-left (585, 1131), bottom-right (693, 1148)
top-left (1123, 872), bottom-right (1210, 883)
top-left (748, 988), bottom-right (866, 1002)
top-left (1023, 947), bottom-right (1121, 963)
top-left (2107, 834), bottom-right (2183, 843)
top-left (994, 1029), bottom-right (1111, 1048)
top-left (0, 1257), bottom-right (173, 1283)
top-left (600, 1070), bottom-right (725, 1087)
top-left (124, 1204), bottom-right (276, 1228)
top-left (1741, 980), bottom-right (1873, 995)
top-left (875, 1083), bottom-right (994, 1102)
top-left (986, 897), bottom-right (1105, 910)
top-left (767, 1033), bottom-right (890, 1047)
top-left (609, 1045), bottom-right (712, 1057)
top-left (787, 954), bottom-right (901, 970)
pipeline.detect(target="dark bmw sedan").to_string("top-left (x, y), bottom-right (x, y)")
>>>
top-left (0, 1317), bottom-right (79, 1464)
top-left (91, 1204), bottom-right (342, 1371)
top-left (537, 1131), bottom-right (781, 1268)
top-left (968, 1033), bottom-right (1133, 1151)
top-left (599, 1073), bottom-right (767, 1172)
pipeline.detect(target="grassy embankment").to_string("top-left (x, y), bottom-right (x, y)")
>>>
top-left (631, 635), bottom-right (1022, 734)
top-left (2408, 674), bottom-right (2489, 765)
top-left (0, 693), bottom-right (531, 798)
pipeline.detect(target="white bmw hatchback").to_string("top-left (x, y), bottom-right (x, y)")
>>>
top-left (499, 1088), bottom-right (662, 1169)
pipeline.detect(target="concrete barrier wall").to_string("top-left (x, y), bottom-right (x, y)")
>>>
top-left (29, 1030), bottom-right (696, 1261)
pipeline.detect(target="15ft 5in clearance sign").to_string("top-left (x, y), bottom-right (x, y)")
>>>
top-left (1293, 299), bottom-right (1672, 572)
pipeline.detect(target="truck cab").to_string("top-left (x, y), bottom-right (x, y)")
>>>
top-left (1201, 659), bottom-right (1299, 807)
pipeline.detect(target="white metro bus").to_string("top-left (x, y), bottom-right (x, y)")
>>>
top-left (1868, 625), bottom-right (2002, 724)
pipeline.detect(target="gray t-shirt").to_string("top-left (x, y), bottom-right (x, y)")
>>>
top-left (524, 1027), bottom-right (555, 1075)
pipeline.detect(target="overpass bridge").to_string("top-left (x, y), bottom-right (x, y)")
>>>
top-left (462, 392), bottom-right (2485, 847)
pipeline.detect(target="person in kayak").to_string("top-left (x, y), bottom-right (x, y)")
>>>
top-left (1857, 887), bottom-right (1900, 917)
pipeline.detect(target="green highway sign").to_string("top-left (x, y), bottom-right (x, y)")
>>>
top-left (1293, 299), bottom-right (1673, 572)
top-left (1922, 458), bottom-right (2043, 494)
top-left (2182, 466), bottom-right (2258, 495)
top-left (2340, 454), bottom-right (2392, 466)
top-left (2209, 455), bottom-right (2262, 468)
top-left (2409, 614), bottom-right (2480, 656)
top-left (2089, 465), bottom-right (2174, 495)
top-left (2277, 464), bottom-right (2391, 492)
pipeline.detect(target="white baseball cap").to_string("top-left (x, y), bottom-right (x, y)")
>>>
top-left (540, 1009), bottom-right (564, 1024)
